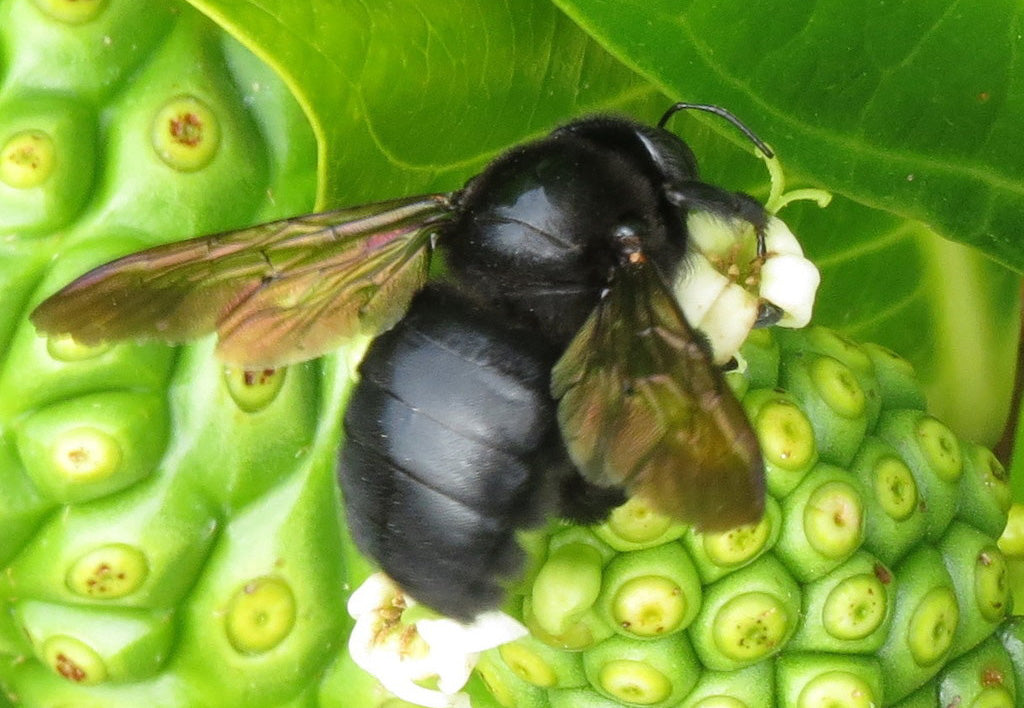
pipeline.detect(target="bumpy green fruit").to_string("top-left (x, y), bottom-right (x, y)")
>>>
top-left (478, 326), bottom-right (1018, 708)
top-left (0, 2), bottom-right (370, 706)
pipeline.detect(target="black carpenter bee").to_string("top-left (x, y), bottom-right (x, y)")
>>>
top-left (32, 103), bottom-right (772, 621)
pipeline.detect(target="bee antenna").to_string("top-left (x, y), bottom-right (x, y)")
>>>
top-left (658, 102), bottom-right (774, 159)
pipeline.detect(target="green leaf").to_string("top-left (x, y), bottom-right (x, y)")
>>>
top-left (552, 0), bottom-right (1024, 272)
top-left (185, 0), bottom-right (668, 205)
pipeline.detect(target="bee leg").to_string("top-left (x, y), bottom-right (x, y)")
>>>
top-left (665, 180), bottom-right (770, 256)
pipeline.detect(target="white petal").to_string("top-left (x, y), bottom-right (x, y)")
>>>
top-left (346, 572), bottom-right (399, 618)
top-left (346, 618), bottom-right (375, 671)
top-left (348, 617), bottom-right (470, 708)
top-left (731, 350), bottom-right (749, 376)
top-left (695, 285), bottom-right (759, 364)
top-left (686, 211), bottom-right (744, 255)
top-left (378, 672), bottom-right (464, 708)
top-left (762, 216), bottom-right (804, 256)
top-left (414, 611), bottom-right (528, 695)
top-left (761, 254), bottom-right (820, 328)
top-left (345, 575), bottom-right (528, 708)
top-left (418, 611), bottom-right (528, 654)
top-left (435, 656), bottom-right (476, 695)
top-left (675, 252), bottom-right (730, 328)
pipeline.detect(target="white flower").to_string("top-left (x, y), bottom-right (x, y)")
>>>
top-left (758, 219), bottom-right (820, 328)
top-left (675, 211), bottom-right (820, 364)
top-left (347, 573), bottom-right (528, 708)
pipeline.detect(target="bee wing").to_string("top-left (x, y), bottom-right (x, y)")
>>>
top-left (550, 257), bottom-right (764, 531)
top-left (31, 194), bottom-right (455, 368)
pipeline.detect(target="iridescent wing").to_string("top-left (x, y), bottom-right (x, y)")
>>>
top-left (31, 194), bottom-right (455, 368)
top-left (550, 256), bottom-right (764, 531)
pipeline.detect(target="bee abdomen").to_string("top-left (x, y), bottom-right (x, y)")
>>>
top-left (339, 285), bottom-right (564, 620)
